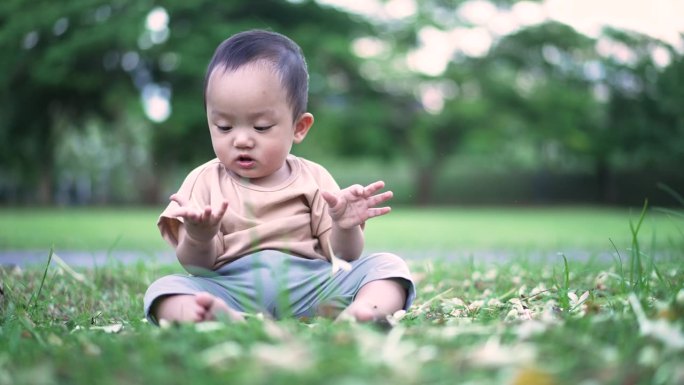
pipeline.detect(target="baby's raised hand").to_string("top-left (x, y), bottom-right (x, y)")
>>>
top-left (322, 181), bottom-right (393, 229)
top-left (165, 194), bottom-right (229, 242)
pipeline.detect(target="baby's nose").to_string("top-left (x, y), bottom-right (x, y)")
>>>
top-left (233, 130), bottom-right (254, 148)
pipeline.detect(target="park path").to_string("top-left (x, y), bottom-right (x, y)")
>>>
top-left (0, 250), bottom-right (175, 268)
top-left (0, 248), bottom-right (617, 268)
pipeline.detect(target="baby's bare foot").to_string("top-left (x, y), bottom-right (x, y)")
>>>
top-left (337, 301), bottom-right (388, 324)
top-left (195, 292), bottom-right (245, 322)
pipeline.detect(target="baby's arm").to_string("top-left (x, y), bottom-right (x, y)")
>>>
top-left (322, 181), bottom-right (393, 261)
top-left (164, 194), bottom-right (228, 271)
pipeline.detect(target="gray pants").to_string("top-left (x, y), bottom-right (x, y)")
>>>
top-left (144, 250), bottom-right (416, 324)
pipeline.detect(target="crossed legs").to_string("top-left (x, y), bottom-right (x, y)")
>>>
top-left (150, 278), bottom-right (406, 324)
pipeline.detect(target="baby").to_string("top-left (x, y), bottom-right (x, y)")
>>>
top-left (143, 29), bottom-right (415, 324)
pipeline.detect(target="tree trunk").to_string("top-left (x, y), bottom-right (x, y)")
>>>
top-left (37, 169), bottom-right (53, 205)
top-left (414, 159), bottom-right (446, 206)
top-left (595, 157), bottom-right (615, 204)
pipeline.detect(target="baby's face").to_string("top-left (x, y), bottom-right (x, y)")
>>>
top-left (205, 62), bottom-right (309, 187)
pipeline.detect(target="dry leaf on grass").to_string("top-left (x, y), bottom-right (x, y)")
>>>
top-left (509, 367), bottom-right (558, 385)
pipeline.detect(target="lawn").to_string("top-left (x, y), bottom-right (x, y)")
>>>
top-left (1, 206), bottom-right (682, 253)
top-left (1, 205), bottom-right (683, 384)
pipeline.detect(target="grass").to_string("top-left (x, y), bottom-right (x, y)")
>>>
top-left (0, 207), bottom-right (167, 253)
top-left (1, 206), bottom-right (682, 253)
top-left (1, 205), bottom-right (683, 384)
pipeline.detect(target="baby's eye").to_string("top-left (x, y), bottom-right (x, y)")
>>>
top-left (216, 125), bottom-right (232, 132)
top-left (254, 125), bottom-right (274, 132)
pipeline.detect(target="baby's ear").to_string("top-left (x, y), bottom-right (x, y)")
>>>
top-left (293, 113), bottom-right (314, 143)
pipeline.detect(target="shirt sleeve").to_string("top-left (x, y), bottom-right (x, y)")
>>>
top-left (305, 160), bottom-right (341, 259)
top-left (157, 162), bottom-right (215, 247)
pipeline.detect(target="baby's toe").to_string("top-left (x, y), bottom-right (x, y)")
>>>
top-left (195, 292), bottom-right (216, 309)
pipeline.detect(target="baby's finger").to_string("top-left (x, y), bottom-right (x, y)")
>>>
top-left (364, 181), bottom-right (386, 196)
top-left (368, 190), bottom-right (394, 207)
top-left (184, 209), bottom-right (203, 223)
top-left (199, 205), bottom-right (213, 223)
top-left (217, 200), bottom-right (229, 214)
top-left (349, 184), bottom-right (365, 197)
top-left (211, 201), bottom-right (229, 223)
top-left (321, 191), bottom-right (339, 207)
top-left (367, 206), bottom-right (391, 218)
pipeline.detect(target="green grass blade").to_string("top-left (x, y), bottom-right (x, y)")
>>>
top-left (653, 207), bottom-right (684, 220)
top-left (26, 246), bottom-right (54, 309)
top-left (562, 253), bottom-right (570, 291)
top-left (557, 253), bottom-right (571, 312)
top-left (609, 238), bottom-right (627, 293)
top-left (629, 200), bottom-right (648, 293)
top-left (658, 183), bottom-right (684, 206)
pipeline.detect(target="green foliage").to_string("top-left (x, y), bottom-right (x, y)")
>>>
top-left (601, 28), bottom-right (684, 171)
top-left (0, 0), bottom-right (402, 203)
top-left (0, 0), bottom-right (152, 202)
top-left (1, 1), bottom-right (683, 205)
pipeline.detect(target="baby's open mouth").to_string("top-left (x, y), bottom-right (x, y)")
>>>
top-left (236, 155), bottom-right (256, 168)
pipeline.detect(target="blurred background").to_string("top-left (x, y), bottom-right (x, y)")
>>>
top-left (1, 0), bottom-right (683, 208)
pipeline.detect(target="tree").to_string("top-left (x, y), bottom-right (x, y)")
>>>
top-left (600, 27), bottom-right (684, 172)
top-left (0, 0), bottom-right (403, 204)
top-left (483, 22), bottom-right (602, 167)
top-left (0, 0), bottom-right (149, 203)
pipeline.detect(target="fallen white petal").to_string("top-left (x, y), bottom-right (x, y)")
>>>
top-left (629, 293), bottom-right (684, 350)
top-left (90, 323), bottom-right (124, 333)
top-left (194, 321), bottom-right (225, 333)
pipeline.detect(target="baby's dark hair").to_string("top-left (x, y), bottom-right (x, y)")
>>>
top-left (204, 29), bottom-right (309, 121)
